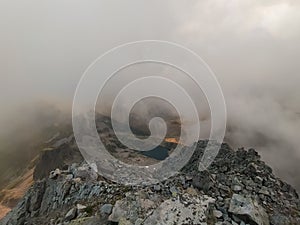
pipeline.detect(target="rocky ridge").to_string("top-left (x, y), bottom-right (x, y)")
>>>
top-left (1, 140), bottom-right (300, 225)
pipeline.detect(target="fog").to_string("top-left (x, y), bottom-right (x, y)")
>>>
top-left (0, 1), bottom-right (300, 189)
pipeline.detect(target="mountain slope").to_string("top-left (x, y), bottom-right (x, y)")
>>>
top-left (1, 141), bottom-right (299, 225)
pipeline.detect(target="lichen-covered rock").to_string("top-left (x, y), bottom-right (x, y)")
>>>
top-left (74, 164), bottom-right (98, 181)
top-left (143, 194), bottom-right (215, 225)
top-left (108, 196), bottom-right (139, 223)
top-left (229, 194), bottom-right (269, 225)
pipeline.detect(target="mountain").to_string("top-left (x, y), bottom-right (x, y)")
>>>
top-left (0, 115), bottom-right (300, 225)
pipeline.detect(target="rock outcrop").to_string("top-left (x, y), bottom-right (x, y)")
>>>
top-left (1, 141), bottom-right (300, 225)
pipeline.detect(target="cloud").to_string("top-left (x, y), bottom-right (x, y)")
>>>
top-left (0, 0), bottom-right (299, 189)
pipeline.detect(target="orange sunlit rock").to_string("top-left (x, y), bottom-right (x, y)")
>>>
top-left (164, 137), bottom-right (179, 144)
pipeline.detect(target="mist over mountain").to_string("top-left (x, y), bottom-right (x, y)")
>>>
top-left (1, 1), bottom-right (300, 190)
top-left (1, 119), bottom-right (299, 224)
top-left (0, 1), bottom-right (300, 224)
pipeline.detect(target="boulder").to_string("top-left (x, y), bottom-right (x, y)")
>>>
top-left (143, 194), bottom-right (215, 225)
top-left (74, 164), bottom-right (98, 181)
top-left (229, 194), bottom-right (269, 225)
top-left (108, 193), bottom-right (153, 224)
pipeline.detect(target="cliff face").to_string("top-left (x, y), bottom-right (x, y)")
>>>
top-left (33, 140), bottom-right (83, 181)
top-left (1, 141), bottom-right (300, 225)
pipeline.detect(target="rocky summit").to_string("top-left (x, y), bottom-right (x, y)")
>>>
top-left (1, 141), bottom-right (300, 225)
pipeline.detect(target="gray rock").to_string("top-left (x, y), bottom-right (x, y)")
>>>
top-left (29, 181), bottom-right (46, 212)
top-left (213, 210), bottom-right (223, 218)
top-left (65, 208), bottom-right (77, 222)
top-left (108, 194), bottom-right (144, 223)
top-left (74, 164), bottom-right (98, 181)
top-left (143, 194), bottom-right (215, 225)
top-left (100, 204), bottom-right (113, 216)
top-left (192, 171), bottom-right (212, 193)
top-left (270, 213), bottom-right (291, 225)
top-left (153, 184), bottom-right (161, 191)
top-left (135, 218), bottom-right (144, 225)
top-left (232, 185), bottom-right (242, 192)
top-left (169, 186), bottom-right (178, 197)
top-left (109, 200), bottom-right (128, 223)
top-left (259, 187), bottom-right (270, 196)
top-left (68, 216), bottom-right (108, 225)
top-left (49, 168), bottom-right (61, 179)
top-left (66, 174), bottom-right (74, 180)
top-left (76, 204), bottom-right (87, 213)
top-left (229, 194), bottom-right (269, 225)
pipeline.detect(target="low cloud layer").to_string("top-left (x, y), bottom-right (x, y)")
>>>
top-left (0, 1), bottom-right (300, 189)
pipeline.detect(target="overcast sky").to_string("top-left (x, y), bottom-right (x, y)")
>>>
top-left (1, 0), bottom-right (300, 188)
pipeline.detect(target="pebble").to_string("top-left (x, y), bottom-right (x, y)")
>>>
top-left (213, 209), bottom-right (223, 218)
top-left (170, 186), bottom-right (178, 197)
top-left (232, 185), bottom-right (242, 192)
